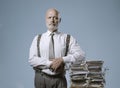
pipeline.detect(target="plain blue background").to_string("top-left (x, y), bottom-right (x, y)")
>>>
top-left (0, 0), bottom-right (120, 88)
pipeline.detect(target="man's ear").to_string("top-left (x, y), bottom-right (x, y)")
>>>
top-left (59, 18), bottom-right (61, 23)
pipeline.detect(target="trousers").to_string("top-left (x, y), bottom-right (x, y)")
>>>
top-left (34, 71), bottom-right (67, 88)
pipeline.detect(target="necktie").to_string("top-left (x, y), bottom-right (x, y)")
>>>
top-left (49, 32), bottom-right (55, 60)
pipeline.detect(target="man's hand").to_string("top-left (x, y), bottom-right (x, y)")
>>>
top-left (50, 58), bottom-right (64, 72)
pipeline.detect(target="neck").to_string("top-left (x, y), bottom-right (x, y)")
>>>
top-left (49, 29), bottom-right (58, 32)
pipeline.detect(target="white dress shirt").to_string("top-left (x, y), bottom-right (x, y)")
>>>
top-left (29, 30), bottom-right (85, 75)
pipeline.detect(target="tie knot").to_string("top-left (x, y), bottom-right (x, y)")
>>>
top-left (50, 32), bottom-right (54, 36)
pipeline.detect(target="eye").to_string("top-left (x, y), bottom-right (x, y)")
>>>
top-left (53, 17), bottom-right (58, 21)
top-left (55, 17), bottom-right (58, 20)
top-left (48, 17), bottom-right (51, 19)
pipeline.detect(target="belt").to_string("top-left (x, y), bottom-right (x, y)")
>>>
top-left (35, 69), bottom-right (64, 78)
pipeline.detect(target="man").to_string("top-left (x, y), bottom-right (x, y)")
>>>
top-left (29, 8), bottom-right (85, 88)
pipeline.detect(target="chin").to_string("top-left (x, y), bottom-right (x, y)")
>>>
top-left (48, 27), bottom-right (58, 31)
top-left (50, 29), bottom-right (57, 32)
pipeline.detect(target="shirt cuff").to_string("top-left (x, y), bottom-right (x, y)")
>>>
top-left (46, 60), bottom-right (52, 67)
top-left (63, 55), bottom-right (75, 63)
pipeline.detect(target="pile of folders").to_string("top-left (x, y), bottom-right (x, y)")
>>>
top-left (70, 60), bottom-right (106, 88)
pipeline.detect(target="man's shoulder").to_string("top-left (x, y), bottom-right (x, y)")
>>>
top-left (59, 32), bottom-right (70, 36)
top-left (33, 34), bottom-right (41, 38)
top-left (35, 32), bottom-right (46, 37)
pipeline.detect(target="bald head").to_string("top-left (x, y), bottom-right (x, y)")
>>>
top-left (45, 8), bottom-right (61, 32)
top-left (46, 8), bottom-right (59, 17)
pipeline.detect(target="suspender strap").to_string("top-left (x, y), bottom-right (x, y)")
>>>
top-left (65, 34), bottom-right (70, 56)
top-left (37, 34), bottom-right (70, 57)
top-left (37, 34), bottom-right (41, 57)
top-left (33, 34), bottom-right (41, 71)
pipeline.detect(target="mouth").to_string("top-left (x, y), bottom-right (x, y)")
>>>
top-left (49, 23), bottom-right (56, 26)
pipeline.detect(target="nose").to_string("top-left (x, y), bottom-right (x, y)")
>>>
top-left (51, 18), bottom-right (55, 23)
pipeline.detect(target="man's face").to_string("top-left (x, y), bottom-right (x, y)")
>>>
top-left (46, 10), bottom-right (59, 31)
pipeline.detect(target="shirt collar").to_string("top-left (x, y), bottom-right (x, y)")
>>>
top-left (46, 30), bottom-right (60, 36)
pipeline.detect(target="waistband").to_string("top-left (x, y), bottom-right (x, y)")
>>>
top-left (35, 70), bottom-right (64, 78)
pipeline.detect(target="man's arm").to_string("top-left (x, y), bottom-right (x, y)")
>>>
top-left (28, 35), bottom-right (52, 67)
top-left (62, 35), bottom-right (85, 63)
top-left (50, 35), bottom-right (85, 72)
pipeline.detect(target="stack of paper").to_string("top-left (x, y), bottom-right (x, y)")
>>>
top-left (70, 60), bottom-right (89, 87)
top-left (70, 60), bottom-right (106, 88)
top-left (86, 60), bottom-right (105, 88)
